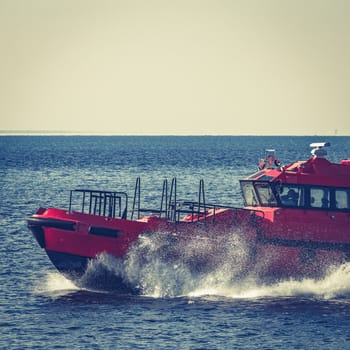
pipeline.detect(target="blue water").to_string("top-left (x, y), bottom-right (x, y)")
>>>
top-left (1, 136), bottom-right (350, 349)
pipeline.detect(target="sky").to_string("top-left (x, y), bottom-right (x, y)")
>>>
top-left (1, 0), bottom-right (350, 135)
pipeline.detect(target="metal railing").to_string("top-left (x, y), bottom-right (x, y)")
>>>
top-left (130, 177), bottom-right (241, 223)
top-left (69, 189), bottom-right (128, 219)
top-left (68, 178), bottom-right (265, 224)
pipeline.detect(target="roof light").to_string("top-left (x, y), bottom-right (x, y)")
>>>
top-left (310, 142), bottom-right (330, 158)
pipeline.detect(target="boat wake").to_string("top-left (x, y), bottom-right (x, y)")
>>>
top-left (187, 263), bottom-right (350, 300)
top-left (34, 229), bottom-right (350, 300)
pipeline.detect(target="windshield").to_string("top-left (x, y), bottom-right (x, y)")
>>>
top-left (240, 180), bottom-right (278, 207)
top-left (241, 181), bottom-right (259, 206)
top-left (255, 183), bottom-right (278, 206)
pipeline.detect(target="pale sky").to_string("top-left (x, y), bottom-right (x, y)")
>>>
top-left (1, 0), bottom-right (350, 135)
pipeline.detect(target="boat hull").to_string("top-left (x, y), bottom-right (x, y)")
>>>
top-left (46, 250), bottom-right (136, 293)
top-left (27, 208), bottom-right (157, 292)
top-left (28, 205), bottom-right (350, 292)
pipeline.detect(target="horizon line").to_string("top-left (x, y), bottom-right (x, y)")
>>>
top-left (0, 130), bottom-right (347, 137)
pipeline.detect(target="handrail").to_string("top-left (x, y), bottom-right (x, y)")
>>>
top-left (128, 176), bottom-right (266, 223)
top-left (69, 189), bottom-right (128, 219)
top-left (198, 179), bottom-right (206, 220)
top-left (68, 179), bottom-right (266, 224)
top-left (131, 177), bottom-right (141, 220)
top-left (168, 177), bottom-right (177, 221)
top-left (160, 179), bottom-right (168, 218)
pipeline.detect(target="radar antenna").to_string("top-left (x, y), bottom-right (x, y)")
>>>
top-left (310, 142), bottom-right (330, 158)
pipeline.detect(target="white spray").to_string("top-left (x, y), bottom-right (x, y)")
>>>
top-left (34, 228), bottom-right (350, 300)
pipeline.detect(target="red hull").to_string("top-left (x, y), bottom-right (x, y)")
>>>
top-left (27, 205), bottom-right (349, 291)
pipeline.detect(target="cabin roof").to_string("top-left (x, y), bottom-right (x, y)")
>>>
top-left (246, 157), bottom-right (350, 187)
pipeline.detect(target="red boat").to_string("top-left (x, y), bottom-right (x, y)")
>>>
top-left (27, 142), bottom-right (350, 292)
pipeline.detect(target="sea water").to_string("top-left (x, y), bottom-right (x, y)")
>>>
top-left (1, 135), bottom-right (350, 349)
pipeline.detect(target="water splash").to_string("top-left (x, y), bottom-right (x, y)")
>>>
top-left (123, 229), bottom-right (350, 300)
top-left (33, 272), bottom-right (79, 297)
top-left (123, 228), bottom-right (252, 297)
top-left (34, 229), bottom-right (350, 300)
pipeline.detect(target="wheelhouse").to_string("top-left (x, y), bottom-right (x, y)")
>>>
top-left (240, 143), bottom-right (350, 212)
top-left (240, 176), bottom-right (350, 212)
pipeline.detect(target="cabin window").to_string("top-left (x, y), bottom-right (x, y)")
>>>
top-left (241, 181), bottom-right (259, 206)
top-left (255, 183), bottom-right (278, 206)
top-left (310, 188), bottom-right (330, 209)
top-left (279, 185), bottom-right (304, 207)
top-left (335, 190), bottom-right (350, 210)
top-left (247, 171), bottom-right (265, 180)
